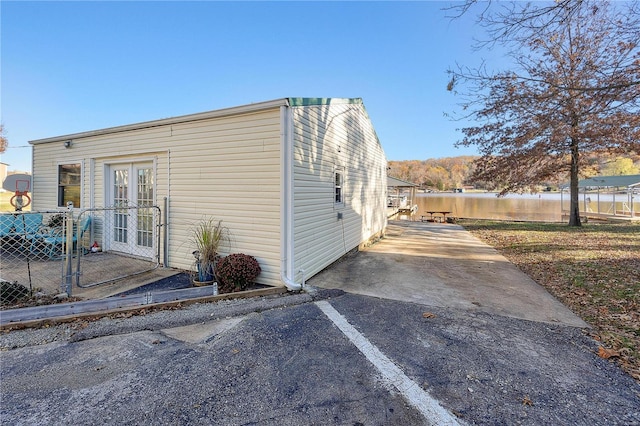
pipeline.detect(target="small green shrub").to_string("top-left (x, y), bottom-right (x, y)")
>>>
top-left (1, 280), bottom-right (30, 305)
top-left (216, 253), bottom-right (261, 293)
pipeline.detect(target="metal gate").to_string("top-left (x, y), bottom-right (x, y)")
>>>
top-left (73, 205), bottom-right (162, 290)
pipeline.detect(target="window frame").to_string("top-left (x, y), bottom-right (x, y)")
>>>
top-left (334, 168), bottom-right (345, 207)
top-left (57, 162), bottom-right (82, 208)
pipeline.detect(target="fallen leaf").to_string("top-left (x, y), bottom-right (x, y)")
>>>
top-left (422, 312), bottom-right (436, 319)
top-left (522, 396), bottom-right (533, 406)
top-left (598, 346), bottom-right (620, 359)
top-left (451, 409), bottom-right (464, 418)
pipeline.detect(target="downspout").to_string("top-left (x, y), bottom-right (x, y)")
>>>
top-left (89, 158), bottom-right (95, 209)
top-left (280, 103), bottom-right (304, 291)
top-left (164, 149), bottom-right (171, 267)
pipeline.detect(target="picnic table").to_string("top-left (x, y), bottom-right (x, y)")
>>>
top-left (420, 211), bottom-right (452, 223)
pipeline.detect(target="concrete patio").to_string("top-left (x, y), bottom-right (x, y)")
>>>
top-left (309, 220), bottom-right (588, 328)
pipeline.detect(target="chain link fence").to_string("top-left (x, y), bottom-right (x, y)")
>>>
top-left (1, 211), bottom-right (70, 306)
top-left (0, 206), bottom-right (162, 308)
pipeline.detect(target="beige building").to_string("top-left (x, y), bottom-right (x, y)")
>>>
top-left (29, 98), bottom-right (388, 289)
top-left (0, 162), bottom-right (7, 192)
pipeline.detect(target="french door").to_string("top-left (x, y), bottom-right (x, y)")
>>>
top-left (108, 162), bottom-right (155, 259)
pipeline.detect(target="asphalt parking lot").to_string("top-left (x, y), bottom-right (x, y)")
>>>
top-left (1, 221), bottom-right (638, 425)
top-left (1, 291), bottom-right (638, 425)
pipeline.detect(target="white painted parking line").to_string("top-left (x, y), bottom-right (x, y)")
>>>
top-left (315, 300), bottom-right (463, 426)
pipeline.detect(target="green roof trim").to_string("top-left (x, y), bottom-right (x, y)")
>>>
top-left (288, 97), bottom-right (363, 107)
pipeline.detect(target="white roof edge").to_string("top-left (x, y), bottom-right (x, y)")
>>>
top-left (30, 98), bottom-right (290, 145)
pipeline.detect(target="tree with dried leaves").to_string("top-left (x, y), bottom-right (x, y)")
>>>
top-left (0, 125), bottom-right (7, 154)
top-left (448, 0), bottom-right (640, 226)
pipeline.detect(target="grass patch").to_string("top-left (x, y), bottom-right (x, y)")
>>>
top-left (460, 219), bottom-right (640, 382)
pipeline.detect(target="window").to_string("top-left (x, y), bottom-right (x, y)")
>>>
top-left (335, 170), bottom-right (343, 204)
top-left (58, 163), bottom-right (81, 208)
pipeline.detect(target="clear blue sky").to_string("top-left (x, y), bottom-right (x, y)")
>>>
top-left (1, 1), bottom-right (492, 172)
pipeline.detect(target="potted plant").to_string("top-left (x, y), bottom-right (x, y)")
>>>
top-left (191, 218), bottom-right (229, 287)
top-left (216, 253), bottom-right (261, 293)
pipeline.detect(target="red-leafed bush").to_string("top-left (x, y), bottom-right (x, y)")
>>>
top-left (216, 253), bottom-right (261, 293)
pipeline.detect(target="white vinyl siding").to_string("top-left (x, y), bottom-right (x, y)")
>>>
top-left (31, 108), bottom-right (283, 286)
top-left (291, 102), bottom-right (387, 281)
top-left (167, 110), bottom-right (282, 285)
top-left (31, 98), bottom-right (388, 288)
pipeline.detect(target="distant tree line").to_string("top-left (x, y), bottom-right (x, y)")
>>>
top-left (388, 153), bottom-right (640, 192)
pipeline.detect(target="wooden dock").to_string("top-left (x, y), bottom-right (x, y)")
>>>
top-left (387, 204), bottom-right (418, 220)
top-left (561, 210), bottom-right (639, 223)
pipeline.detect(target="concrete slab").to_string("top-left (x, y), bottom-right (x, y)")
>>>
top-left (310, 221), bottom-right (588, 328)
top-left (161, 316), bottom-right (246, 344)
top-left (74, 267), bottom-right (183, 299)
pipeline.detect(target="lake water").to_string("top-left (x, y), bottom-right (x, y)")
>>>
top-left (410, 192), bottom-right (639, 222)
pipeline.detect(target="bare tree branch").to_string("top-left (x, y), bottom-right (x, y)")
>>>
top-left (447, 0), bottom-right (640, 226)
top-left (0, 125), bottom-right (7, 154)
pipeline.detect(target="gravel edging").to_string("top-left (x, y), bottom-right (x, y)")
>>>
top-left (0, 288), bottom-right (345, 350)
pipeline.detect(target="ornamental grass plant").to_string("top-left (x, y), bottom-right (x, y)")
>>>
top-left (191, 218), bottom-right (229, 282)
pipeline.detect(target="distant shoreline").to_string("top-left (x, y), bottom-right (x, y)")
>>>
top-left (418, 191), bottom-right (632, 202)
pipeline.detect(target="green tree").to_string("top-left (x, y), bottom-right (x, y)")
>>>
top-left (449, 1), bottom-right (640, 226)
top-left (601, 157), bottom-right (640, 176)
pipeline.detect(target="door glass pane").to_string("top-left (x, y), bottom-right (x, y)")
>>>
top-left (113, 169), bottom-right (128, 244)
top-left (136, 168), bottom-right (153, 247)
